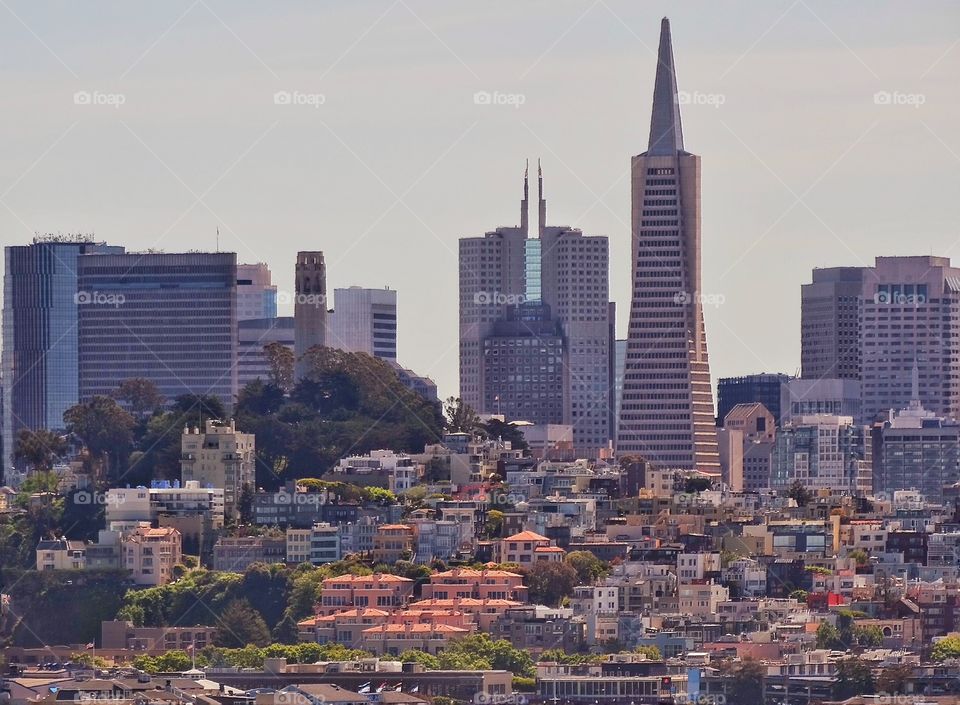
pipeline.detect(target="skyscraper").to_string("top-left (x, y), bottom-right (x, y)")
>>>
top-left (801, 266), bottom-right (864, 380)
top-left (293, 251), bottom-right (327, 381)
top-left (459, 164), bottom-right (612, 454)
top-left (2, 237), bottom-right (123, 470)
top-left (77, 252), bottom-right (237, 405)
top-left (236, 263), bottom-right (278, 322)
top-left (327, 287), bottom-right (398, 360)
top-left (716, 373), bottom-right (794, 426)
top-left (617, 18), bottom-right (719, 472)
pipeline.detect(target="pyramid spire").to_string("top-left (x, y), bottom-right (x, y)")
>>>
top-left (646, 17), bottom-right (685, 156)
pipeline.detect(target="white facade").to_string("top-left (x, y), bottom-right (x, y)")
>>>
top-left (237, 263), bottom-right (278, 321)
top-left (327, 287), bottom-right (397, 360)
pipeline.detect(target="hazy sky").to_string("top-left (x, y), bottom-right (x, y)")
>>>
top-left (1, 1), bottom-right (958, 400)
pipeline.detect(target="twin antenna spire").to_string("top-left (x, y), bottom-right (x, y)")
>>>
top-left (520, 158), bottom-right (546, 237)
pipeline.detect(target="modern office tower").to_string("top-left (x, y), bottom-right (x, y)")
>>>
top-left (2, 237), bottom-right (124, 470)
top-left (77, 252), bottom-right (237, 405)
top-left (871, 365), bottom-right (960, 504)
top-left (293, 251), bottom-right (327, 381)
top-left (458, 163), bottom-right (612, 454)
top-left (614, 339), bottom-right (627, 422)
top-left (327, 286), bottom-right (398, 360)
top-left (716, 373), bottom-right (793, 427)
top-left (617, 18), bottom-right (719, 472)
top-left (801, 267), bottom-right (865, 380)
top-left (482, 303), bottom-right (566, 424)
top-left (861, 256), bottom-right (960, 423)
top-left (781, 377), bottom-right (862, 426)
top-left (180, 419), bottom-right (255, 520)
top-left (237, 317), bottom-right (295, 390)
top-left (236, 263), bottom-right (278, 322)
top-left (771, 415), bottom-right (871, 494)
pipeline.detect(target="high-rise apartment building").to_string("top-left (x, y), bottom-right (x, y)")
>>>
top-left (180, 419), bottom-right (255, 519)
top-left (458, 164), bottom-right (612, 454)
top-left (236, 263), bottom-right (278, 322)
top-left (294, 251), bottom-right (327, 381)
top-left (617, 18), bottom-right (719, 472)
top-left (77, 252), bottom-right (237, 405)
top-left (1, 237), bottom-right (123, 470)
top-left (801, 267), bottom-right (865, 380)
top-left (327, 286), bottom-right (397, 360)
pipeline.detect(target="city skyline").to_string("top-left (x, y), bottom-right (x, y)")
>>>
top-left (0, 2), bottom-right (956, 400)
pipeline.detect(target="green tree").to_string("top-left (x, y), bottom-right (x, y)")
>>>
top-left (238, 483), bottom-right (254, 525)
top-left (816, 621), bottom-right (843, 650)
top-left (63, 396), bottom-right (135, 480)
top-left (399, 649), bottom-right (440, 669)
top-left (525, 561), bottom-right (579, 606)
top-left (849, 548), bottom-right (869, 567)
top-left (485, 509), bottom-right (505, 538)
top-left (480, 418), bottom-right (528, 450)
top-left (565, 551), bottom-right (609, 584)
top-left (932, 635), bottom-right (960, 662)
top-left (832, 657), bottom-right (875, 700)
top-left (444, 396), bottom-right (480, 433)
top-left (635, 645), bottom-right (662, 660)
top-left (14, 429), bottom-right (68, 472)
top-left (720, 659), bottom-right (764, 704)
top-left (214, 598), bottom-right (272, 648)
top-left (263, 341), bottom-right (295, 393)
top-left (876, 663), bottom-right (913, 695)
top-left (113, 378), bottom-right (165, 418)
top-left (786, 479), bottom-right (813, 507)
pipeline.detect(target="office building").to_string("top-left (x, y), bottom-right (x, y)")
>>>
top-left (618, 18), bottom-right (719, 472)
top-left (459, 164), bottom-right (612, 455)
top-left (77, 251), bottom-right (237, 405)
top-left (293, 251), bottom-right (327, 381)
top-left (327, 286), bottom-right (397, 360)
top-left (800, 267), bottom-right (865, 380)
top-left (771, 415), bottom-right (871, 493)
top-left (716, 373), bottom-right (793, 426)
top-left (236, 263), bottom-right (278, 322)
top-left (2, 237), bottom-right (123, 471)
top-left (781, 378), bottom-right (862, 426)
top-left (237, 316), bottom-right (295, 390)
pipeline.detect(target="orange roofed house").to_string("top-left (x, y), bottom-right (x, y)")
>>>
top-left (498, 530), bottom-right (565, 565)
top-left (122, 526), bottom-right (182, 587)
top-left (421, 568), bottom-right (529, 602)
top-left (361, 622), bottom-right (472, 656)
top-left (372, 524), bottom-right (417, 563)
top-left (317, 573), bottom-right (415, 616)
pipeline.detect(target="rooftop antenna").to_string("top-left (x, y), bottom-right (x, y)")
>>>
top-left (216, 226), bottom-right (220, 253)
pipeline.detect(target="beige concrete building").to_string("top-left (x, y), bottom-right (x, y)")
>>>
top-left (618, 18), bottom-right (719, 472)
top-left (293, 251), bottom-right (327, 381)
top-left (122, 526), bottom-right (182, 586)
top-left (35, 538), bottom-right (86, 571)
top-left (180, 419), bottom-right (254, 519)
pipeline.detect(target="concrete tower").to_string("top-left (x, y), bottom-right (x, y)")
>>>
top-left (617, 18), bottom-right (720, 472)
top-left (294, 251), bottom-right (327, 381)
